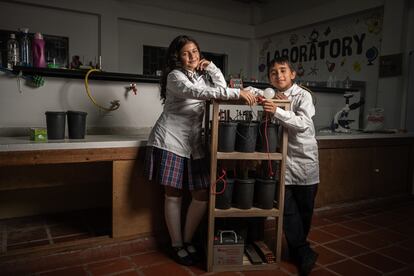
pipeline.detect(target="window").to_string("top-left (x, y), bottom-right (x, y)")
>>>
top-left (143, 45), bottom-right (227, 76)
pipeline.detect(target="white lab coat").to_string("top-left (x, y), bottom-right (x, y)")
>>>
top-left (275, 84), bottom-right (319, 185)
top-left (147, 62), bottom-right (240, 159)
top-left (250, 84), bottom-right (320, 185)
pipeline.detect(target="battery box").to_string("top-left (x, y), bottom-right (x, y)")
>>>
top-left (213, 230), bottom-right (244, 266)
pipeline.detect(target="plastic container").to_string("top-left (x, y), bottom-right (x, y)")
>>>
top-left (45, 111), bottom-right (66, 139)
top-left (235, 121), bottom-right (258, 152)
top-left (7, 33), bottom-right (19, 69)
top-left (215, 178), bottom-right (234, 209)
top-left (254, 178), bottom-right (277, 209)
top-left (256, 121), bottom-right (278, 152)
top-left (33, 32), bottom-right (46, 68)
top-left (218, 121), bottom-right (237, 152)
top-left (233, 178), bottom-right (255, 209)
top-left (19, 28), bottom-right (31, 66)
top-left (67, 111), bottom-right (87, 139)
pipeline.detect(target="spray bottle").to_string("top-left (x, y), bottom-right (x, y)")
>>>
top-left (32, 32), bottom-right (46, 68)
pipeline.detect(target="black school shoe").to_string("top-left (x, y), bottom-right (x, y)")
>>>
top-left (299, 249), bottom-right (318, 276)
top-left (170, 246), bottom-right (195, 266)
top-left (184, 243), bottom-right (201, 263)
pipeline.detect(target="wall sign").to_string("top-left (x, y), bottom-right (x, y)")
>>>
top-left (257, 9), bottom-right (383, 84)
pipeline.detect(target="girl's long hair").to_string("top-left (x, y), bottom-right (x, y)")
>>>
top-left (159, 35), bottom-right (201, 103)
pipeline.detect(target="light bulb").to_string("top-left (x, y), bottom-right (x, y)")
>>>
top-left (263, 88), bottom-right (275, 99)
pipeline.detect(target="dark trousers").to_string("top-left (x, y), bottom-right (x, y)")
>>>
top-left (283, 184), bottom-right (318, 261)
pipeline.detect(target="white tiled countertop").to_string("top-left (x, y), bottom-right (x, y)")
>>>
top-left (1, 132), bottom-right (413, 152)
top-left (0, 135), bottom-right (148, 152)
top-left (316, 130), bottom-right (414, 140)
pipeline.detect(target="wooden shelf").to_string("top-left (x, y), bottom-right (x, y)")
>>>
top-left (217, 152), bottom-right (282, 160)
top-left (211, 262), bottom-right (279, 272)
top-left (243, 81), bottom-right (359, 93)
top-left (12, 66), bottom-right (160, 83)
top-left (214, 207), bottom-right (279, 217)
top-left (207, 99), bottom-right (289, 272)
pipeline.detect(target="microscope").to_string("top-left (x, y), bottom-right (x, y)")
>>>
top-left (331, 93), bottom-right (365, 133)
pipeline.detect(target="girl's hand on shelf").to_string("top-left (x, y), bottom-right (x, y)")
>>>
top-left (239, 89), bottom-right (256, 106)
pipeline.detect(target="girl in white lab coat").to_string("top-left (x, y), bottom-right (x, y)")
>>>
top-left (262, 57), bottom-right (319, 276)
top-left (145, 35), bottom-right (255, 266)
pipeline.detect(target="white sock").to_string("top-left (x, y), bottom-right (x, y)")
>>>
top-left (183, 199), bottom-right (208, 246)
top-left (164, 195), bottom-right (183, 248)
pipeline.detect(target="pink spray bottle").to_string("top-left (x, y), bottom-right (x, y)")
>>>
top-left (33, 32), bottom-right (46, 68)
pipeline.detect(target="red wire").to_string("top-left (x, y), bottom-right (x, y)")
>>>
top-left (211, 168), bottom-right (227, 195)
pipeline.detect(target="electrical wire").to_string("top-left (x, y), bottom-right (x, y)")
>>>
top-left (211, 168), bottom-right (227, 195)
top-left (84, 68), bottom-right (120, 111)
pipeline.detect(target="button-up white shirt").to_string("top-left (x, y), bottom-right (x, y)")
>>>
top-left (147, 62), bottom-right (240, 159)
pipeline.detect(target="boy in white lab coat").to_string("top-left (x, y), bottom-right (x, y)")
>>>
top-left (262, 57), bottom-right (319, 276)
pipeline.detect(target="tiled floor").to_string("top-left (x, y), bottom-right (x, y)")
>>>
top-left (1, 198), bottom-right (414, 275)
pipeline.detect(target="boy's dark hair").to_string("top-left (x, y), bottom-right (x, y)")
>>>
top-left (159, 35), bottom-right (201, 103)
top-left (267, 57), bottom-right (295, 78)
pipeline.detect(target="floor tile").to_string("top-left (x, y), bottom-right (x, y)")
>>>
top-left (311, 216), bottom-right (334, 228)
top-left (86, 257), bottom-right (135, 275)
top-left (309, 268), bottom-right (338, 276)
top-left (313, 245), bottom-right (346, 265)
top-left (361, 212), bottom-right (406, 227)
top-left (355, 252), bottom-right (405, 273)
top-left (347, 232), bottom-right (392, 250)
top-left (243, 268), bottom-right (289, 276)
top-left (368, 228), bottom-right (408, 244)
top-left (38, 266), bottom-right (89, 276)
top-left (319, 224), bottom-right (358, 238)
top-left (130, 251), bottom-right (171, 268)
top-left (139, 262), bottom-right (193, 276)
top-left (339, 219), bottom-right (376, 232)
top-left (308, 229), bottom-right (339, 244)
top-left (327, 259), bottom-right (382, 276)
top-left (377, 245), bottom-right (414, 264)
top-left (323, 239), bottom-right (369, 257)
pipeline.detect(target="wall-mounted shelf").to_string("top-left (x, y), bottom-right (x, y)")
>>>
top-left (243, 81), bottom-right (359, 93)
top-left (12, 66), bottom-right (160, 83)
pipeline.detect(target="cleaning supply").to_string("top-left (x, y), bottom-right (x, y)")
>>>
top-left (19, 28), bottom-right (31, 66)
top-left (7, 33), bottom-right (19, 69)
top-left (33, 32), bottom-right (46, 68)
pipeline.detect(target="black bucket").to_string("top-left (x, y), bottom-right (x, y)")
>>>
top-left (254, 178), bottom-right (277, 209)
top-left (233, 178), bottom-right (255, 209)
top-left (67, 110), bottom-right (87, 139)
top-left (235, 121), bottom-right (259, 152)
top-left (218, 121), bottom-right (237, 152)
top-left (256, 122), bottom-right (278, 152)
top-left (215, 178), bottom-right (234, 209)
top-left (45, 111), bottom-right (66, 139)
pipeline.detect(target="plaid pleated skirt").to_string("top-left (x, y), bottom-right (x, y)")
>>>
top-left (145, 146), bottom-right (210, 190)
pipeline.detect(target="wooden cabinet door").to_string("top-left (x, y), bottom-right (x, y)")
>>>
top-left (317, 147), bottom-right (372, 207)
top-left (372, 145), bottom-right (410, 196)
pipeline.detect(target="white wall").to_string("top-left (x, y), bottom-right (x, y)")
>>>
top-left (0, 0), bottom-right (252, 132)
top-left (0, 0), bottom-right (412, 133)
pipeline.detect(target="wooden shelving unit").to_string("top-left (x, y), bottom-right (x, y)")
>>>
top-left (206, 99), bottom-right (290, 272)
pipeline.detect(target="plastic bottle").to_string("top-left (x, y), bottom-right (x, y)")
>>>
top-left (7, 33), bottom-right (19, 69)
top-left (32, 32), bottom-right (46, 68)
top-left (19, 28), bottom-right (31, 67)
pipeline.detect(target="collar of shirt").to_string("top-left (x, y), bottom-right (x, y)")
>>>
top-left (282, 83), bottom-right (299, 98)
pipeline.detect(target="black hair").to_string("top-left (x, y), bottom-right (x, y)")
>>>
top-left (159, 35), bottom-right (201, 103)
top-left (267, 56), bottom-right (295, 78)
top-left (267, 57), bottom-right (316, 104)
